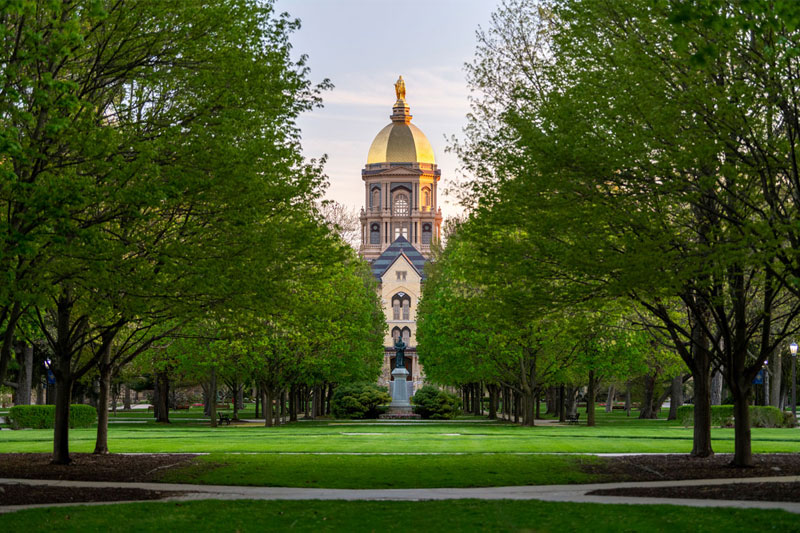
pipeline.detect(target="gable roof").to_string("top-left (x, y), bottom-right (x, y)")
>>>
top-left (370, 236), bottom-right (427, 280)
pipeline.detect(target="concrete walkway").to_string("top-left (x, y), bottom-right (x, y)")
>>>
top-left (2, 476), bottom-right (800, 514)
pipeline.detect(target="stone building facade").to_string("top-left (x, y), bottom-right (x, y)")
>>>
top-left (358, 77), bottom-right (442, 393)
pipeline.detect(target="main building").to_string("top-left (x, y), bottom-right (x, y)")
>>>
top-left (359, 77), bottom-right (442, 393)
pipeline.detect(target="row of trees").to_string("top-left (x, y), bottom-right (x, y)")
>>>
top-left (421, 0), bottom-right (800, 467)
top-left (417, 226), bottom-right (683, 427)
top-left (0, 0), bottom-right (384, 463)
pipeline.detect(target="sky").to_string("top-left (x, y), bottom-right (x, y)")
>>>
top-left (273, 0), bottom-right (501, 218)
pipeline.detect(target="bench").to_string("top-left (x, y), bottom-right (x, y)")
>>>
top-left (218, 412), bottom-right (232, 425)
top-left (566, 413), bottom-right (580, 424)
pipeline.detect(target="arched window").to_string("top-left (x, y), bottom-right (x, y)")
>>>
top-left (391, 292), bottom-right (411, 321)
top-left (370, 223), bottom-right (380, 244)
top-left (422, 223), bottom-right (432, 245)
top-left (422, 187), bottom-right (431, 209)
top-left (393, 193), bottom-right (409, 216)
top-left (401, 327), bottom-right (411, 346)
top-left (391, 327), bottom-right (402, 342)
top-left (371, 188), bottom-right (380, 209)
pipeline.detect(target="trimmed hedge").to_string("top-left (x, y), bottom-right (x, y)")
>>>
top-left (330, 383), bottom-right (391, 419)
top-left (412, 386), bottom-right (461, 419)
top-left (7, 404), bottom-right (97, 429)
top-left (676, 404), bottom-right (796, 428)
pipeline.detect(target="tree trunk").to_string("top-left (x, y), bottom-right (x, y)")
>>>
top-left (231, 377), bottom-right (239, 421)
top-left (639, 374), bottom-right (657, 419)
top-left (731, 383), bottom-right (753, 467)
top-left (487, 384), bottom-right (497, 419)
top-left (522, 390), bottom-right (535, 426)
top-left (711, 367), bottom-right (723, 405)
top-left (202, 381), bottom-right (211, 416)
top-left (667, 374), bottom-right (683, 421)
top-left (690, 337), bottom-right (714, 457)
top-left (209, 368), bottom-right (217, 427)
top-left (264, 385), bottom-right (274, 427)
top-left (280, 389), bottom-right (287, 424)
top-left (605, 385), bottom-right (615, 413)
top-left (289, 384), bottom-right (298, 422)
top-left (565, 386), bottom-right (579, 416)
top-left (123, 384), bottom-right (131, 410)
top-left (156, 372), bottom-right (170, 423)
top-left (535, 390), bottom-right (541, 419)
top-left (254, 385), bottom-right (260, 418)
top-left (325, 383), bottom-right (333, 416)
top-left (624, 382), bottom-right (631, 416)
top-left (36, 381), bottom-right (44, 405)
top-left (770, 353), bottom-right (782, 409)
top-left (52, 377), bottom-right (73, 464)
top-left (93, 342), bottom-right (113, 454)
top-left (587, 370), bottom-right (596, 426)
top-left (558, 384), bottom-right (566, 422)
top-left (16, 344), bottom-right (33, 405)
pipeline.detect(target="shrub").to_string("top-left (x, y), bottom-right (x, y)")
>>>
top-left (7, 404), bottom-right (97, 429)
top-left (330, 383), bottom-right (391, 419)
top-left (412, 386), bottom-right (461, 419)
top-left (677, 405), bottom-right (792, 428)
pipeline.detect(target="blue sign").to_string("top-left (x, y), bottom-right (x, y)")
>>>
top-left (46, 369), bottom-right (56, 385)
top-left (752, 369), bottom-right (764, 385)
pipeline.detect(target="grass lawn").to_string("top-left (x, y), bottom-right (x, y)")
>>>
top-left (2, 407), bottom-right (799, 489)
top-left (3, 499), bottom-right (798, 532)
top-left (2, 417), bottom-right (797, 455)
top-left (159, 453), bottom-right (604, 488)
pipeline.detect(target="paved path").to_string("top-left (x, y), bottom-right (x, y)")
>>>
top-left (2, 476), bottom-right (800, 514)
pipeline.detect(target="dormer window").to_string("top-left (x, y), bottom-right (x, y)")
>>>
top-left (396, 271), bottom-right (407, 281)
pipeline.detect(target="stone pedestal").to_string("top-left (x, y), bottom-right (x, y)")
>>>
top-left (380, 366), bottom-right (420, 419)
top-left (390, 367), bottom-right (411, 408)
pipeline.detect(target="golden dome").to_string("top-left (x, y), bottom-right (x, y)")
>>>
top-left (366, 77), bottom-right (436, 165)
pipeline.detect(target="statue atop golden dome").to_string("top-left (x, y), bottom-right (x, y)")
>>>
top-left (394, 75), bottom-right (406, 101)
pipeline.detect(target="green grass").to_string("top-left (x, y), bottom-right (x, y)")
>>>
top-left (159, 453), bottom-right (603, 488)
top-left (2, 417), bottom-right (798, 454)
top-left (3, 499), bottom-right (798, 532)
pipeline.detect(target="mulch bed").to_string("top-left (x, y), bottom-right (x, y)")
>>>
top-left (581, 454), bottom-right (800, 482)
top-left (0, 483), bottom-right (182, 506)
top-left (580, 454), bottom-right (800, 502)
top-left (0, 453), bottom-right (197, 482)
top-left (588, 481), bottom-right (800, 502)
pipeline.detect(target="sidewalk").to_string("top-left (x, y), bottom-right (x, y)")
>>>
top-left (2, 476), bottom-right (800, 514)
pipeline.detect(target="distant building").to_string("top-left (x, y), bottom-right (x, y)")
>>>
top-left (359, 77), bottom-right (442, 393)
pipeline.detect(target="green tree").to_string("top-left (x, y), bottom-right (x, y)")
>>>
top-left (459, 0), bottom-right (800, 466)
top-left (3, 0), bottom-right (330, 464)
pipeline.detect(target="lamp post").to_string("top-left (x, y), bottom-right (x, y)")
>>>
top-left (790, 342), bottom-right (798, 420)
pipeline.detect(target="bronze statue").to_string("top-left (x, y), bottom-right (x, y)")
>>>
top-left (394, 75), bottom-right (406, 101)
top-left (394, 336), bottom-right (406, 368)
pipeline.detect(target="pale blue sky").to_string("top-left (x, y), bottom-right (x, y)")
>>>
top-left (273, 0), bottom-right (501, 217)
